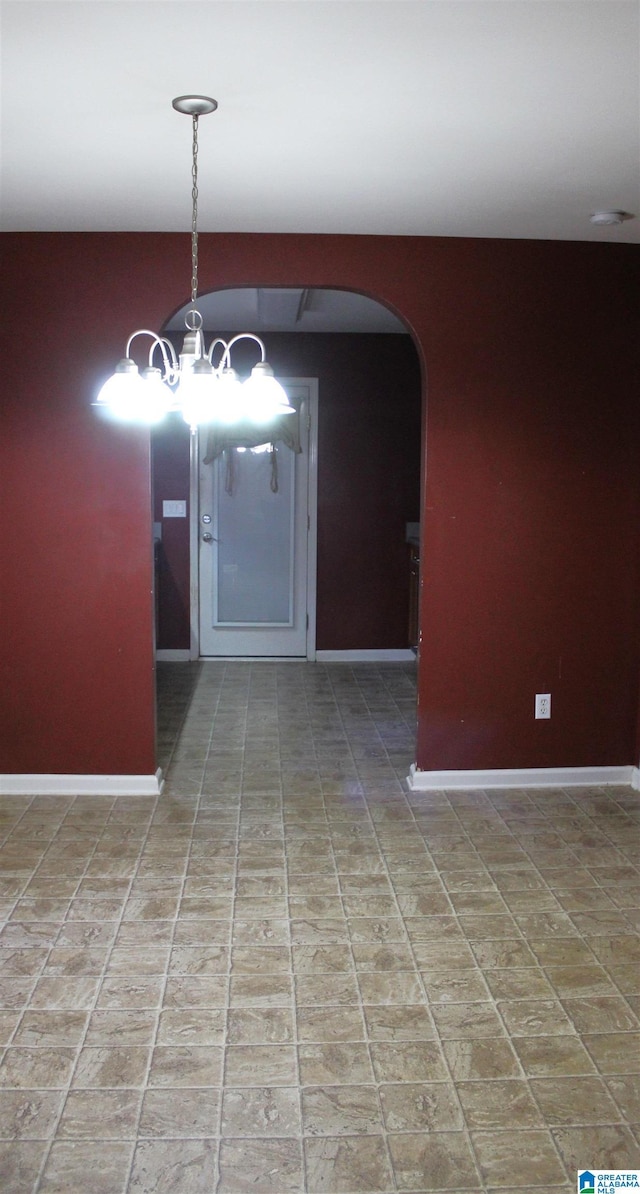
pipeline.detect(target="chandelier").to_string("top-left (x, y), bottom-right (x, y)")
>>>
top-left (95, 96), bottom-right (294, 431)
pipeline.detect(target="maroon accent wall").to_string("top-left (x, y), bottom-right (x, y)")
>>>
top-left (153, 333), bottom-right (422, 652)
top-left (2, 235), bottom-right (158, 775)
top-left (1, 232), bottom-right (639, 777)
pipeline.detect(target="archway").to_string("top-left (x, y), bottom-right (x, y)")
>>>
top-left (152, 287), bottom-right (423, 666)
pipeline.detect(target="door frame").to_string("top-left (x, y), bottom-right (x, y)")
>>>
top-left (188, 378), bottom-right (319, 661)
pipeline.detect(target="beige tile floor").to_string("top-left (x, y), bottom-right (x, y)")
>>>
top-left (0, 660), bottom-right (639, 1192)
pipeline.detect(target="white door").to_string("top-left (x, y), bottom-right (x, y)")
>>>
top-left (198, 381), bottom-right (317, 657)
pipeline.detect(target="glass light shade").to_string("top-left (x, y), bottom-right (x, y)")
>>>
top-left (95, 362), bottom-right (173, 424)
top-left (95, 359), bottom-right (146, 421)
top-left (138, 368), bottom-right (173, 423)
top-left (242, 361), bottom-right (295, 424)
top-left (216, 367), bottom-right (245, 424)
top-left (177, 358), bottom-right (220, 429)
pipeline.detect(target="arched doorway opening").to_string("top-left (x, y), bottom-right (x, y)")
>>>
top-left (152, 286), bottom-right (423, 667)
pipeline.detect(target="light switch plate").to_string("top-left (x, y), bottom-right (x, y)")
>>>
top-left (163, 500), bottom-right (187, 518)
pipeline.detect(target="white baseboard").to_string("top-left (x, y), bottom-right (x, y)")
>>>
top-left (156, 650), bottom-right (191, 662)
top-left (316, 649), bottom-right (415, 662)
top-left (407, 764), bottom-right (637, 791)
top-left (0, 770), bottom-right (164, 797)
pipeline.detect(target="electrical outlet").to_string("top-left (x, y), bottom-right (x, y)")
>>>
top-left (535, 693), bottom-right (551, 719)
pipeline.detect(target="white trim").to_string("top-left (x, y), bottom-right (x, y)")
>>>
top-left (632, 767), bottom-right (640, 791)
top-left (407, 764), bottom-right (637, 791)
top-left (304, 382), bottom-right (319, 663)
top-left (317, 649), bottom-right (416, 663)
top-left (0, 770), bottom-right (164, 797)
top-left (156, 649), bottom-right (191, 662)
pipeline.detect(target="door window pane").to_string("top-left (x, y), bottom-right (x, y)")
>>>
top-left (215, 446), bottom-right (294, 625)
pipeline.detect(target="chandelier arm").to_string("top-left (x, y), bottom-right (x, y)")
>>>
top-left (150, 337), bottom-right (179, 382)
top-left (160, 337), bottom-right (179, 371)
top-left (124, 329), bottom-right (171, 359)
top-left (122, 330), bottom-right (178, 382)
top-left (224, 332), bottom-right (267, 362)
top-left (207, 337), bottom-right (231, 368)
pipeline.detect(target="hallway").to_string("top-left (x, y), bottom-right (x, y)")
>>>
top-left (0, 661), bottom-right (638, 1191)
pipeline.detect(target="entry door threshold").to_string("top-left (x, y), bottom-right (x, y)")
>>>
top-left (199, 656), bottom-right (309, 662)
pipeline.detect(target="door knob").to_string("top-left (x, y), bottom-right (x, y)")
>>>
top-left (202, 532), bottom-right (214, 543)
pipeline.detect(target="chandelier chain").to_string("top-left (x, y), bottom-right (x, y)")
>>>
top-left (191, 114), bottom-right (199, 306)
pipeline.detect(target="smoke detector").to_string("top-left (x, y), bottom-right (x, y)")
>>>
top-left (590, 210), bottom-right (628, 226)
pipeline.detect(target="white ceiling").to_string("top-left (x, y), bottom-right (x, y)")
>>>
top-left (1, 0), bottom-right (638, 243)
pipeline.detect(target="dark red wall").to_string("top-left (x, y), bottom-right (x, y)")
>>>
top-left (2, 232), bottom-right (639, 776)
top-left (1, 235), bottom-right (158, 775)
top-left (419, 246), bottom-right (640, 770)
top-left (153, 333), bottom-right (422, 652)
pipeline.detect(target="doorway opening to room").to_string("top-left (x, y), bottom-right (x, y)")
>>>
top-left (151, 286), bottom-right (422, 663)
